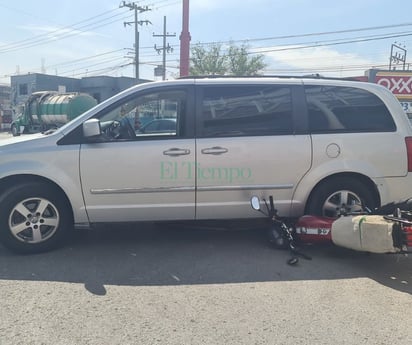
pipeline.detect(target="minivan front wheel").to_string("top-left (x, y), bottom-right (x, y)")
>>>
top-left (0, 182), bottom-right (71, 254)
top-left (306, 177), bottom-right (377, 218)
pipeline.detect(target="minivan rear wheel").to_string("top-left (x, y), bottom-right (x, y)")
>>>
top-left (306, 177), bottom-right (377, 217)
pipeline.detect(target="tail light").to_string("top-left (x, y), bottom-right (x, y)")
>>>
top-left (403, 226), bottom-right (412, 247)
top-left (405, 137), bottom-right (412, 172)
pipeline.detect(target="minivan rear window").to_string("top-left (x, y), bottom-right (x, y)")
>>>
top-left (305, 85), bottom-right (396, 133)
top-left (199, 85), bottom-right (293, 137)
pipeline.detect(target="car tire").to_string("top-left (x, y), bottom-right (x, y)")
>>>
top-left (11, 124), bottom-right (19, 137)
top-left (306, 177), bottom-right (377, 217)
top-left (0, 182), bottom-right (72, 254)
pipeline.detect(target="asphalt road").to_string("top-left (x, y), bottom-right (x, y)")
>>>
top-left (0, 131), bottom-right (411, 344)
top-left (0, 224), bottom-right (411, 345)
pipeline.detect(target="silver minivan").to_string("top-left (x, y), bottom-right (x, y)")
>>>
top-left (1, 77), bottom-right (412, 253)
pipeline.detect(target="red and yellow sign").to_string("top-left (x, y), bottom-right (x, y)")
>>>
top-left (375, 71), bottom-right (412, 100)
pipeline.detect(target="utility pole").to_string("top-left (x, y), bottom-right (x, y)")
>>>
top-left (120, 1), bottom-right (151, 80)
top-left (153, 16), bottom-right (176, 80)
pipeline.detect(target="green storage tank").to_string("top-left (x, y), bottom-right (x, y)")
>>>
top-left (12, 91), bottom-right (98, 136)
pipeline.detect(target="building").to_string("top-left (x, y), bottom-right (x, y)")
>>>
top-left (0, 84), bottom-right (12, 130)
top-left (349, 69), bottom-right (412, 120)
top-left (365, 69), bottom-right (412, 120)
top-left (79, 75), bottom-right (146, 103)
top-left (10, 73), bottom-right (151, 107)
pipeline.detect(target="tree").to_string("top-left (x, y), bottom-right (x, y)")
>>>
top-left (189, 43), bottom-right (266, 76)
top-left (190, 44), bottom-right (227, 76)
top-left (226, 45), bottom-right (266, 76)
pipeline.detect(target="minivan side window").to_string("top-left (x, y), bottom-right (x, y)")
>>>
top-left (199, 86), bottom-right (293, 137)
top-left (305, 85), bottom-right (396, 133)
top-left (92, 90), bottom-right (186, 141)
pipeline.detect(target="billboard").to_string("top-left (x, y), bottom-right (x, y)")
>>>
top-left (374, 71), bottom-right (412, 100)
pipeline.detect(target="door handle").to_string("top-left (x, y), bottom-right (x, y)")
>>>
top-left (201, 146), bottom-right (228, 155)
top-left (163, 148), bottom-right (191, 156)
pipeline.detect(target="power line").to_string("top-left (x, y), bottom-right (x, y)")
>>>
top-left (4, 5), bottom-right (412, 80)
top-left (142, 0), bottom-right (181, 10)
top-left (191, 22), bottom-right (412, 48)
top-left (0, 9), bottom-right (130, 53)
top-left (252, 32), bottom-right (412, 55)
top-left (0, 1), bottom-right (182, 79)
top-left (45, 49), bottom-right (126, 69)
top-left (134, 27), bottom-right (412, 59)
top-left (6, 50), bottom-right (128, 78)
top-left (0, 8), bottom-right (119, 48)
top-left (7, 33), bottom-right (403, 80)
top-left (68, 62), bottom-right (133, 78)
top-left (59, 56), bottom-right (131, 77)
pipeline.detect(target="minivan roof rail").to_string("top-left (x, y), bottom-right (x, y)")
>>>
top-left (178, 74), bottom-right (362, 81)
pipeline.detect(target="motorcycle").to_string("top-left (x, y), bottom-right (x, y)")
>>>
top-left (250, 195), bottom-right (312, 265)
top-left (251, 196), bottom-right (412, 265)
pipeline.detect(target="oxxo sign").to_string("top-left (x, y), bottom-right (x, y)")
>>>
top-left (375, 73), bottom-right (412, 97)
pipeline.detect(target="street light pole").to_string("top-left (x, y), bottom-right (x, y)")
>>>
top-left (134, 7), bottom-right (139, 79)
top-left (180, 0), bottom-right (191, 77)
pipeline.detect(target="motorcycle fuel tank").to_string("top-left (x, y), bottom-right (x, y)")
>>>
top-left (294, 215), bottom-right (335, 243)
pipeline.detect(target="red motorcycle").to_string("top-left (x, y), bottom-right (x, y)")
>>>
top-left (251, 196), bottom-right (412, 265)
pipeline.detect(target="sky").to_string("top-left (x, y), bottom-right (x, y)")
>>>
top-left (1, 0), bottom-right (412, 85)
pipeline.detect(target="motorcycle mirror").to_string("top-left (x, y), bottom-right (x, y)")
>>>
top-left (250, 196), bottom-right (261, 211)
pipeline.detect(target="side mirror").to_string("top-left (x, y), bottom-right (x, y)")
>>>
top-left (250, 196), bottom-right (261, 211)
top-left (83, 119), bottom-right (101, 138)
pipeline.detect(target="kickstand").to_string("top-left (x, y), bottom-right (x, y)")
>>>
top-left (287, 245), bottom-right (312, 265)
